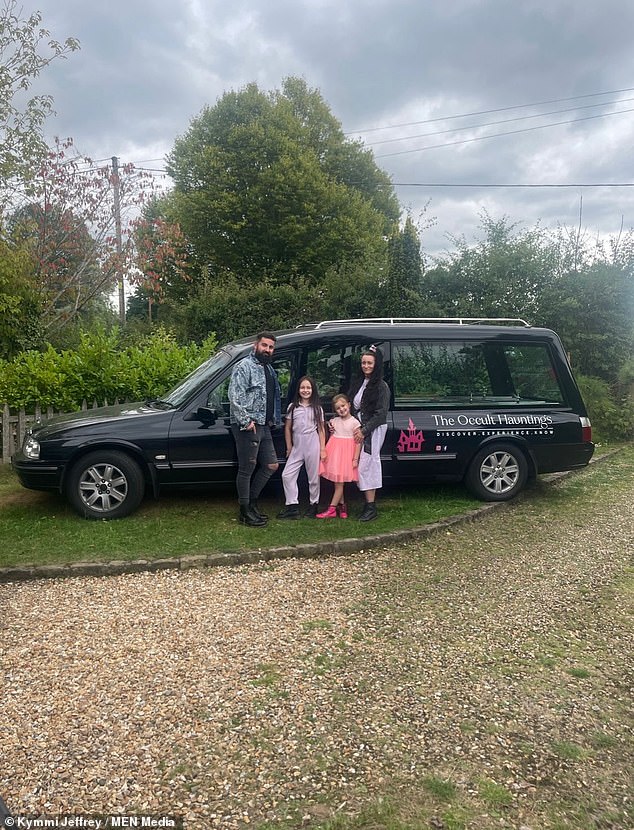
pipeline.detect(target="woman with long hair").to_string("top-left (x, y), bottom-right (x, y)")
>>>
top-left (348, 345), bottom-right (390, 521)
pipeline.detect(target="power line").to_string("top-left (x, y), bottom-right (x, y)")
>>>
top-left (366, 97), bottom-right (634, 147)
top-left (346, 85), bottom-right (634, 135)
top-left (376, 106), bottom-right (634, 158)
top-left (389, 182), bottom-right (634, 188)
top-left (68, 164), bottom-right (634, 191)
top-left (53, 162), bottom-right (170, 178)
top-left (134, 166), bottom-right (170, 174)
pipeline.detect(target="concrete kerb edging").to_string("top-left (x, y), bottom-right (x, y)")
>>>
top-left (0, 451), bottom-right (618, 584)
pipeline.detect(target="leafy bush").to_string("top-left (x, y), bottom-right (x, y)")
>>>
top-left (161, 274), bottom-right (322, 344)
top-left (576, 374), bottom-right (634, 442)
top-left (0, 326), bottom-right (217, 411)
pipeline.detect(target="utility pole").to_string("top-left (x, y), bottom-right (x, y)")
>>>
top-left (111, 155), bottom-right (125, 324)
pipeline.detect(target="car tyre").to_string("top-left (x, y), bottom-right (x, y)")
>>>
top-left (465, 442), bottom-right (528, 501)
top-left (66, 450), bottom-right (145, 519)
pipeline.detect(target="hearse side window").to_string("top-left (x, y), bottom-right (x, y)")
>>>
top-left (306, 342), bottom-right (388, 411)
top-left (392, 341), bottom-right (493, 408)
top-left (306, 343), bottom-right (356, 405)
top-left (392, 340), bottom-right (567, 409)
top-left (206, 376), bottom-right (231, 417)
top-left (274, 355), bottom-right (295, 405)
top-left (502, 344), bottom-right (565, 405)
top-left (205, 353), bottom-right (296, 417)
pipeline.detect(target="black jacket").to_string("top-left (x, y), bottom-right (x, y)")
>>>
top-left (348, 377), bottom-right (390, 437)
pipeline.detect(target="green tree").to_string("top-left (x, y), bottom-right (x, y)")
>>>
top-left (385, 215), bottom-right (425, 316)
top-left (6, 138), bottom-right (157, 342)
top-left (0, 3), bottom-right (82, 354)
top-left (164, 77), bottom-right (399, 289)
top-left (319, 254), bottom-right (389, 321)
top-left (10, 201), bottom-right (103, 324)
top-left (540, 258), bottom-right (634, 385)
top-left (421, 214), bottom-right (634, 438)
top-left (156, 272), bottom-right (322, 344)
top-left (128, 199), bottom-right (192, 324)
top-left (0, 238), bottom-right (41, 357)
top-left (423, 214), bottom-right (560, 321)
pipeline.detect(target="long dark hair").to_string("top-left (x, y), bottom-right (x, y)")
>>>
top-left (354, 346), bottom-right (385, 413)
top-left (289, 375), bottom-right (323, 429)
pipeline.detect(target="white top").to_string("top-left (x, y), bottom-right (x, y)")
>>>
top-left (353, 379), bottom-right (368, 411)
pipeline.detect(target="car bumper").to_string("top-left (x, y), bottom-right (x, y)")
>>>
top-left (11, 453), bottom-right (65, 492)
top-left (532, 441), bottom-right (595, 474)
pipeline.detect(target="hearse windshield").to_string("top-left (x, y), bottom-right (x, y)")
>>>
top-left (162, 346), bottom-right (241, 407)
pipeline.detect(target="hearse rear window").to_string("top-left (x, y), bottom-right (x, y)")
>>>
top-left (502, 343), bottom-right (564, 405)
top-left (392, 340), bottom-right (565, 409)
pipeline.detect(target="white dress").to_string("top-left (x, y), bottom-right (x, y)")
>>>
top-left (353, 381), bottom-right (388, 492)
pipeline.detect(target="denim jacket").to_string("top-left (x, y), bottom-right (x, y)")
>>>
top-left (228, 353), bottom-right (282, 429)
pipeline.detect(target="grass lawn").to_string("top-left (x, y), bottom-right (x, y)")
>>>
top-left (0, 463), bottom-right (480, 568)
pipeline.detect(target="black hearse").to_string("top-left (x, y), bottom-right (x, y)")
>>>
top-left (13, 318), bottom-right (594, 519)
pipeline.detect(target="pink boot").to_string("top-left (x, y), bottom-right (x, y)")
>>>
top-left (316, 505), bottom-right (337, 519)
top-left (337, 503), bottom-right (348, 519)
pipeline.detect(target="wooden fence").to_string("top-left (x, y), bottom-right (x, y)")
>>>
top-left (1, 401), bottom-right (123, 464)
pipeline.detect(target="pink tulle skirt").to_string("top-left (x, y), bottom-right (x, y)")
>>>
top-left (319, 436), bottom-right (359, 482)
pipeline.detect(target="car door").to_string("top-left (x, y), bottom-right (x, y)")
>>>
top-left (165, 370), bottom-right (237, 485)
top-left (166, 351), bottom-right (297, 484)
top-left (303, 337), bottom-right (395, 472)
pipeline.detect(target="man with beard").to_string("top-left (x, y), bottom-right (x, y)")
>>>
top-left (228, 332), bottom-right (281, 526)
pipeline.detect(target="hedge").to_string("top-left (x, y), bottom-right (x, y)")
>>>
top-left (0, 327), bottom-right (218, 411)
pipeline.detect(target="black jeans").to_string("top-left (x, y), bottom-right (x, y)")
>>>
top-left (231, 424), bottom-right (278, 505)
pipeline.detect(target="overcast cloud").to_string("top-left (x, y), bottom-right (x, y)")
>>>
top-left (30, 0), bottom-right (634, 257)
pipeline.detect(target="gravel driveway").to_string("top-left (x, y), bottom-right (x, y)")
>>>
top-left (1, 455), bottom-right (633, 829)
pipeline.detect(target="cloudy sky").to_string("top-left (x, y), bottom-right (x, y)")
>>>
top-left (28, 0), bottom-right (634, 257)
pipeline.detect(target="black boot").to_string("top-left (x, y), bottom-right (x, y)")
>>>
top-left (249, 500), bottom-right (268, 520)
top-left (277, 504), bottom-right (300, 519)
top-left (303, 503), bottom-right (318, 518)
top-left (359, 502), bottom-right (377, 522)
top-left (239, 505), bottom-right (267, 526)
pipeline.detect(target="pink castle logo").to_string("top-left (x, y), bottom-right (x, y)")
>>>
top-left (397, 418), bottom-right (425, 452)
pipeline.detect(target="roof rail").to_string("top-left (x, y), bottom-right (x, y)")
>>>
top-left (314, 317), bottom-right (531, 328)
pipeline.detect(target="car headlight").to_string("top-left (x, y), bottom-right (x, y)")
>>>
top-left (23, 434), bottom-right (41, 460)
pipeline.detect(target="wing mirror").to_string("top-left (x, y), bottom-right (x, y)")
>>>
top-left (185, 406), bottom-right (218, 424)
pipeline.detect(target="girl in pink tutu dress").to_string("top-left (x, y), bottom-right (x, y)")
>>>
top-left (317, 394), bottom-right (361, 518)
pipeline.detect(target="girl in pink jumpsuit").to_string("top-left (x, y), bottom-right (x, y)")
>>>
top-left (277, 377), bottom-right (326, 519)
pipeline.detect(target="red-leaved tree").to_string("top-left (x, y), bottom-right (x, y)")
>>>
top-left (10, 137), bottom-right (160, 333)
top-left (130, 214), bottom-right (192, 322)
